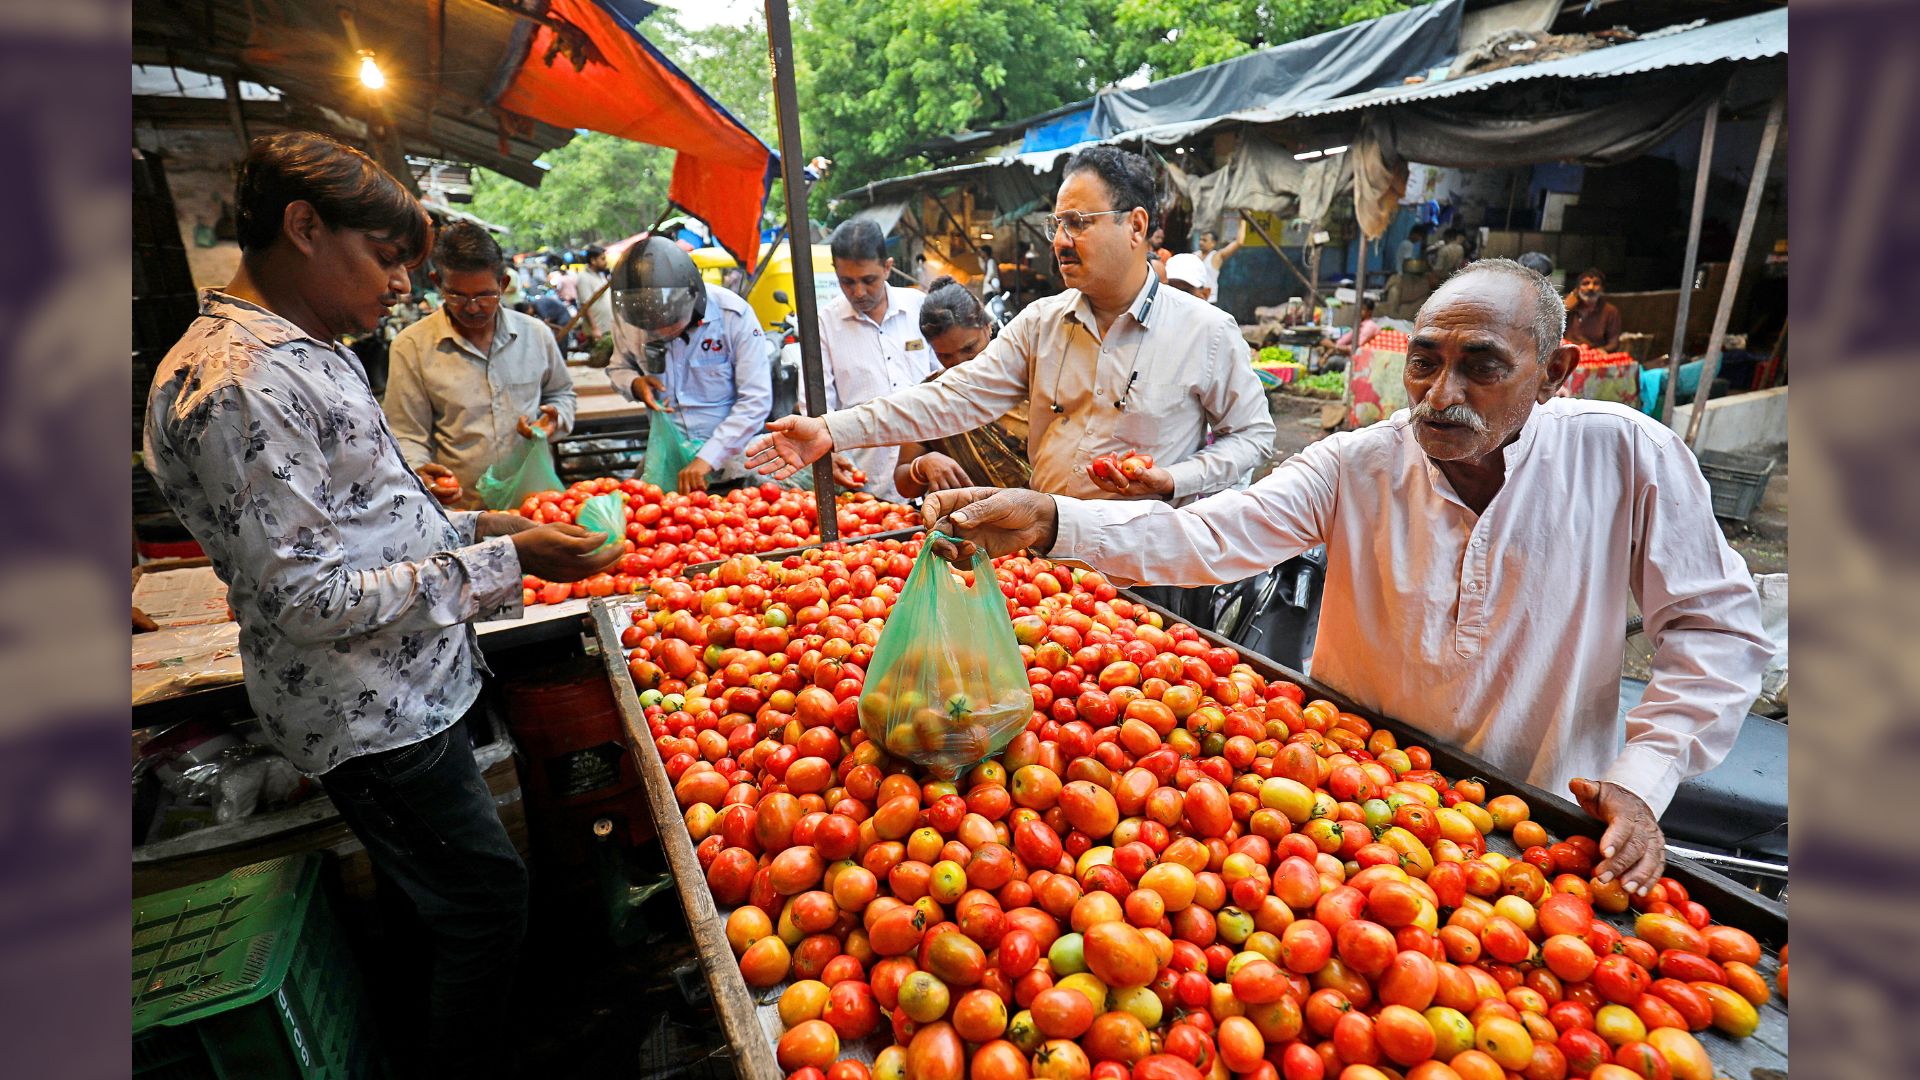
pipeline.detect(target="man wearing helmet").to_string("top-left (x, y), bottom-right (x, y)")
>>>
top-left (606, 236), bottom-right (773, 491)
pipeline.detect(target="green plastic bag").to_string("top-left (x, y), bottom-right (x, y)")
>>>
top-left (857, 532), bottom-right (1031, 779)
top-left (574, 491), bottom-right (628, 552)
top-left (474, 430), bottom-right (564, 510)
top-left (641, 412), bottom-right (700, 492)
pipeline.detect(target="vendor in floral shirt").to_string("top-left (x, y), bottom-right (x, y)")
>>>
top-left (143, 132), bottom-right (618, 1077)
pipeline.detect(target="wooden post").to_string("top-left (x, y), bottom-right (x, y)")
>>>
top-left (766, 0), bottom-right (838, 539)
top-left (220, 75), bottom-right (249, 151)
top-left (1686, 94), bottom-right (1784, 450)
top-left (1662, 101), bottom-right (1719, 427)
top-left (1238, 209), bottom-right (1316, 307)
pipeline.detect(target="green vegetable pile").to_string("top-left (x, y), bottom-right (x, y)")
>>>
top-left (1257, 345), bottom-right (1297, 366)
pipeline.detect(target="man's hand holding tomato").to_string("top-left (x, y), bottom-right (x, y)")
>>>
top-left (415, 462), bottom-right (464, 506)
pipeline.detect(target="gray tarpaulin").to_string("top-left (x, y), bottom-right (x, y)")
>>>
top-left (1351, 69), bottom-right (1727, 236)
top-left (1170, 133), bottom-right (1308, 238)
top-left (1086, 0), bottom-right (1462, 142)
top-left (845, 199), bottom-right (910, 235)
top-left (1297, 153), bottom-right (1354, 228)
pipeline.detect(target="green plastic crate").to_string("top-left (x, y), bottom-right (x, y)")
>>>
top-left (133, 854), bottom-right (388, 1080)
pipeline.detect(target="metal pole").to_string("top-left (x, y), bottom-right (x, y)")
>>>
top-left (1686, 94), bottom-right (1784, 450)
top-left (742, 222), bottom-right (789, 300)
top-left (765, 0), bottom-right (838, 539)
top-left (1662, 101), bottom-right (1719, 428)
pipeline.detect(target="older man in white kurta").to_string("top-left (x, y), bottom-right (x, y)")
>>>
top-left (923, 259), bottom-right (1772, 896)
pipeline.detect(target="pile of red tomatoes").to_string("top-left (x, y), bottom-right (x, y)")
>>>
top-left (514, 479), bottom-right (916, 605)
top-left (619, 537), bottom-right (1781, 1080)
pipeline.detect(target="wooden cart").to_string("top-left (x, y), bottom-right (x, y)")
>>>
top-left (589, 580), bottom-right (1788, 1080)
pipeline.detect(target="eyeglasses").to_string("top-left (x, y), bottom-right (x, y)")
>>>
top-left (1044, 209), bottom-right (1131, 242)
top-left (443, 288), bottom-right (502, 309)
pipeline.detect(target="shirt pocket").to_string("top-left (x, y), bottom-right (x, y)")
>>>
top-left (677, 346), bottom-right (735, 408)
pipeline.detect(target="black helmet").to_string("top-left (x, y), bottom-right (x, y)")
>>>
top-left (611, 236), bottom-right (706, 340)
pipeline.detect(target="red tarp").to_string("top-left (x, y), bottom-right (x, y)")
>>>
top-left (495, 0), bottom-right (774, 269)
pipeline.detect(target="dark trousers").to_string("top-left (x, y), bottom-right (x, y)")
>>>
top-left (320, 718), bottom-right (528, 1077)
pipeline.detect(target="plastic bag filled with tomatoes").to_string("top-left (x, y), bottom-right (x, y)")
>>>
top-left (857, 532), bottom-right (1031, 779)
top-left (640, 412), bottom-right (699, 492)
top-left (474, 430), bottom-right (565, 510)
top-left (573, 491), bottom-right (627, 552)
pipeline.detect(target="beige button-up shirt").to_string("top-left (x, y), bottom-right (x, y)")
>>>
top-left (1050, 399), bottom-right (1772, 815)
top-left (825, 273), bottom-right (1274, 502)
top-left (383, 306), bottom-right (577, 494)
top-left (812, 285), bottom-right (934, 502)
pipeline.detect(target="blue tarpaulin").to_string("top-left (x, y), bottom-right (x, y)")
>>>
top-left (1020, 107), bottom-right (1097, 155)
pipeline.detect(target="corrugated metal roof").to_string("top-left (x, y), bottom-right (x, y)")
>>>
top-left (1291, 7), bottom-right (1786, 119)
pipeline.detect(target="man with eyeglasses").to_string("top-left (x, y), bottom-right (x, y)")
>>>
top-left (747, 145), bottom-right (1273, 507)
top-left (384, 222), bottom-right (577, 507)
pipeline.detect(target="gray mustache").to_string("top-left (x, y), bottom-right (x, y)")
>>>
top-left (1411, 401), bottom-right (1490, 434)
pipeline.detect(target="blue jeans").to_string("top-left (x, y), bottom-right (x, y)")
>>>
top-left (320, 717), bottom-right (528, 1077)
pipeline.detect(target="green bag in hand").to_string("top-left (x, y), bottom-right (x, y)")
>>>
top-left (475, 430), bottom-right (564, 510)
top-left (574, 491), bottom-right (628, 552)
top-left (641, 412), bottom-right (700, 492)
top-left (857, 532), bottom-right (1031, 779)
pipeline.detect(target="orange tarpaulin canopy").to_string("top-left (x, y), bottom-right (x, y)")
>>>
top-left (495, 0), bottom-right (774, 269)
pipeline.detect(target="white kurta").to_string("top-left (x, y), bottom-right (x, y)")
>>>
top-left (1049, 399), bottom-right (1772, 815)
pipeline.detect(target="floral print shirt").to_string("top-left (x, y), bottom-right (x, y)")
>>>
top-left (144, 291), bottom-right (524, 774)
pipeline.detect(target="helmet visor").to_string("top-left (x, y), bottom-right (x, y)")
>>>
top-left (614, 285), bottom-right (697, 336)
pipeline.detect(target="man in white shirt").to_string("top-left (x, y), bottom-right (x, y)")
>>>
top-left (921, 258), bottom-right (1772, 896)
top-left (1197, 215), bottom-right (1245, 305)
top-left (574, 244), bottom-right (614, 339)
top-left (748, 146), bottom-right (1274, 506)
top-left (809, 218), bottom-right (933, 502)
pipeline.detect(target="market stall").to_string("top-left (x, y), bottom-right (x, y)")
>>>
top-left (587, 531), bottom-right (1787, 1080)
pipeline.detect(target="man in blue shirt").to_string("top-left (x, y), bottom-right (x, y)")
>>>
top-left (606, 236), bottom-right (771, 491)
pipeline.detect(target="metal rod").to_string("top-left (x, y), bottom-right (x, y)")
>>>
top-left (1663, 101), bottom-right (1719, 427)
top-left (1686, 94), bottom-right (1784, 450)
top-left (765, 0), bottom-right (837, 540)
top-left (1664, 845), bottom-right (1790, 878)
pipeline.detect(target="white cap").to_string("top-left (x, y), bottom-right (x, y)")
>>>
top-left (1165, 252), bottom-right (1209, 290)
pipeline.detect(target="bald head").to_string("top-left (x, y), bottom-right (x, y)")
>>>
top-left (1419, 258), bottom-right (1566, 363)
top-left (1405, 261), bottom-right (1578, 465)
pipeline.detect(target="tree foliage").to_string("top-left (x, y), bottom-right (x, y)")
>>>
top-left (1109, 0), bottom-right (1421, 83)
top-left (794, 0), bottom-right (1130, 199)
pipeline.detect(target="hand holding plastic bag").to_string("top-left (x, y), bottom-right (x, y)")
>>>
top-left (641, 413), bottom-right (700, 492)
top-left (574, 491), bottom-right (628, 552)
top-left (857, 532), bottom-right (1031, 779)
top-left (475, 430), bottom-right (565, 510)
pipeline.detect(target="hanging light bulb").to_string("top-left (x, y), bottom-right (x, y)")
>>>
top-left (358, 52), bottom-right (386, 90)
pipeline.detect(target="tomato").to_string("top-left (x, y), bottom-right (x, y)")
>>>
top-left (1031, 986), bottom-right (1096, 1039)
top-left (1592, 955), bottom-right (1651, 1004)
top-left (775, 1019), bottom-right (840, 1072)
top-left (952, 987), bottom-right (1010, 1042)
top-left (1084, 1010), bottom-right (1152, 1065)
top-left (1374, 1003), bottom-right (1437, 1066)
top-left (1132, 1054), bottom-right (1205, 1080)
top-left (1032, 1039), bottom-right (1092, 1080)
top-left (906, 1021), bottom-right (967, 1080)
top-left (823, 979), bottom-right (880, 1039)
top-left (972, 1040), bottom-right (1032, 1080)
top-left (1377, 948), bottom-right (1439, 1010)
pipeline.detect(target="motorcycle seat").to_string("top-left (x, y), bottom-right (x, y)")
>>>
top-left (1620, 677), bottom-right (1788, 858)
